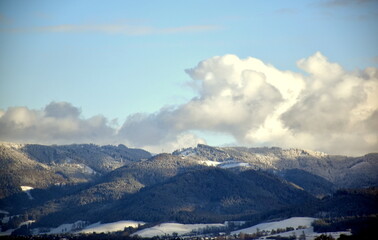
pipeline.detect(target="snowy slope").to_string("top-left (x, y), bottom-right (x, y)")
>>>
top-left (80, 220), bottom-right (145, 234)
top-left (132, 223), bottom-right (226, 238)
top-left (198, 160), bottom-right (251, 169)
top-left (0, 210), bottom-right (9, 214)
top-left (270, 228), bottom-right (351, 240)
top-left (220, 162), bottom-right (250, 169)
top-left (47, 221), bottom-right (87, 234)
top-left (198, 160), bottom-right (221, 167)
top-left (232, 217), bottom-right (316, 235)
top-left (0, 229), bottom-right (15, 236)
top-left (231, 217), bottom-right (351, 240)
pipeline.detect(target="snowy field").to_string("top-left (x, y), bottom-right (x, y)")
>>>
top-left (232, 217), bottom-right (316, 235)
top-left (0, 217), bottom-right (352, 238)
top-left (80, 220), bottom-right (145, 234)
top-left (232, 217), bottom-right (351, 240)
top-left (0, 210), bottom-right (9, 214)
top-left (47, 220), bottom-right (87, 234)
top-left (199, 160), bottom-right (251, 169)
top-left (132, 223), bottom-right (226, 238)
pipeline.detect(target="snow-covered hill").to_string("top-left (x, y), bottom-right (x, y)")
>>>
top-left (174, 144), bottom-right (378, 188)
top-left (0, 142), bottom-right (151, 198)
top-left (232, 217), bottom-right (351, 240)
top-left (79, 220), bottom-right (145, 234)
top-left (132, 223), bottom-right (226, 238)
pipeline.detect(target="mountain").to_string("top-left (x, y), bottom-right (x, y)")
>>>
top-left (1, 142), bottom-right (377, 236)
top-left (101, 168), bottom-right (317, 223)
top-left (3, 154), bottom-right (206, 226)
top-left (320, 187), bottom-right (378, 217)
top-left (0, 142), bottom-right (151, 199)
top-left (277, 169), bottom-right (336, 197)
top-left (25, 168), bottom-right (317, 227)
top-left (173, 144), bottom-right (378, 188)
top-left (0, 143), bottom-right (67, 199)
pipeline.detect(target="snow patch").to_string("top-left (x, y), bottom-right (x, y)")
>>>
top-left (48, 221), bottom-right (87, 234)
top-left (220, 162), bottom-right (250, 169)
top-left (0, 228), bottom-right (15, 236)
top-left (199, 160), bottom-right (221, 167)
top-left (231, 217), bottom-right (350, 240)
top-left (232, 217), bottom-right (316, 235)
top-left (0, 210), bottom-right (9, 215)
top-left (20, 186), bottom-right (33, 191)
top-left (20, 186), bottom-right (34, 200)
top-left (269, 228), bottom-right (351, 240)
top-left (198, 160), bottom-right (251, 168)
top-left (19, 220), bottom-right (35, 227)
top-left (132, 223), bottom-right (226, 238)
top-left (0, 142), bottom-right (24, 149)
top-left (0, 220), bottom-right (35, 236)
top-left (80, 220), bottom-right (145, 234)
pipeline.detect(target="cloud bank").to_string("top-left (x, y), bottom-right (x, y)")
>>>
top-left (0, 102), bottom-right (115, 145)
top-left (1, 52), bottom-right (377, 155)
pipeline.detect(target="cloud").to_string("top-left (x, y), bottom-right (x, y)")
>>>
top-left (118, 53), bottom-right (378, 155)
top-left (44, 102), bottom-right (80, 118)
top-left (0, 102), bottom-right (115, 144)
top-left (280, 53), bottom-right (378, 155)
top-left (2, 23), bottom-right (221, 35)
top-left (1, 53), bottom-right (377, 155)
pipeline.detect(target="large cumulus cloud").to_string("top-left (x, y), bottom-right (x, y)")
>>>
top-left (1, 52), bottom-right (377, 155)
top-left (118, 52), bottom-right (377, 155)
top-left (280, 52), bottom-right (378, 155)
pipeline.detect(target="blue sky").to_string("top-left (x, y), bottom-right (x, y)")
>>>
top-left (0, 0), bottom-right (377, 154)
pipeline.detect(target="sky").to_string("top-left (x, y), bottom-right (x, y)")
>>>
top-left (0, 0), bottom-right (377, 155)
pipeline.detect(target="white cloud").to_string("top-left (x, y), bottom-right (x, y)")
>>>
top-left (0, 102), bottom-right (115, 145)
top-left (119, 53), bottom-right (377, 155)
top-left (1, 53), bottom-right (377, 155)
top-left (281, 54), bottom-right (378, 155)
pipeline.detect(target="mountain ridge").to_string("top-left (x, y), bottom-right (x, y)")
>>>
top-left (174, 144), bottom-right (378, 188)
top-left (0, 142), bottom-right (377, 234)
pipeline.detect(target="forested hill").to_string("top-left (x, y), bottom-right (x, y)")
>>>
top-left (0, 142), bottom-right (151, 198)
top-left (0, 142), bottom-right (377, 233)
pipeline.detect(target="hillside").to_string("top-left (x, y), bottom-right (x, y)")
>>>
top-left (277, 169), bottom-right (336, 197)
top-left (0, 143), bottom-right (68, 198)
top-left (1, 142), bottom-right (377, 236)
top-left (174, 144), bottom-right (378, 188)
top-left (26, 168), bottom-right (317, 227)
top-left (0, 142), bottom-right (151, 199)
top-left (101, 168), bottom-right (317, 223)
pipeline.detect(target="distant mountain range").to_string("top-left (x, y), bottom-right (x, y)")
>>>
top-left (0, 142), bottom-right (151, 198)
top-left (0, 142), bottom-right (377, 235)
